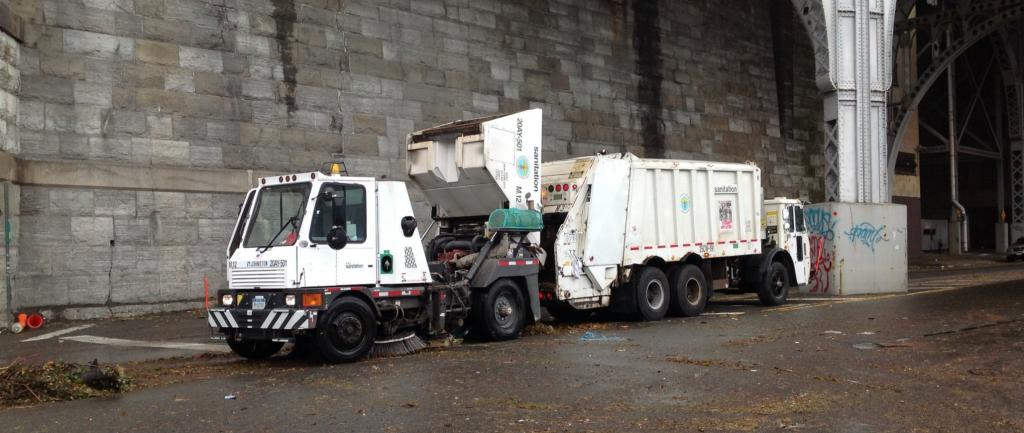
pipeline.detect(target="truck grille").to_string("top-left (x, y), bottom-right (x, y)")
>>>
top-left (229, 268), bottom-right (288, 289)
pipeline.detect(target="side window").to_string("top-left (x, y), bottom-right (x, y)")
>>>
top-left (792, 205), bottom-right (806, 233)
top-left (310, 184), bottom-right (367, 244)
top-left (228, 190), bottom-right (255, 256)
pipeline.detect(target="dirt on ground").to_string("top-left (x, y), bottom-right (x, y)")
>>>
top-left (0, 361), bottom-right (131, 406)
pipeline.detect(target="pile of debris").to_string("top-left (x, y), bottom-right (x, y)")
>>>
top-left (0, 360), bottom-right (132, 406)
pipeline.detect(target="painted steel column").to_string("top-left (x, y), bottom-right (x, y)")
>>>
top-left (796, 0), bottom-right (908, 296)
top-left (1009, 78), bottom-right (1024, 234)
top-left (947, 60), bottom-right (965, 255)
top-left (803, 0), bottom-right (897, 203)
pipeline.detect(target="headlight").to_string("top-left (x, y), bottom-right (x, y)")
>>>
top-left (285, 294), bottom-right (296, 306)
top-left (221, 294), bottom-right (233, 306)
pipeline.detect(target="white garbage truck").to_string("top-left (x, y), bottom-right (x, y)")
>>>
top-left (539, 154), bottom-right (810, 320)
top-left (208, 109), bottom-right (810, 362)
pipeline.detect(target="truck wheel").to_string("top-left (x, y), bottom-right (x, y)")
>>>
top-left (227, 334), bottom-right (283, 360)
top-left (315, 297), bottom-right (377, 363)
top-left (757, 262), bottom-right (790, 306)
top-left (668, 264), bottom-right (709, 317)
top-left (633, 267), bottom-right (670, 321)
top-left (474, 279), bottom-right (526, 341)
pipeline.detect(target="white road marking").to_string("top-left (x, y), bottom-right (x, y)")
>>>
top-left (20, 324), bottom-right (95, 342)
top-left (702, 312), bottom-right (745, 316)
top-left (60, 335), bottom-right (230, 353)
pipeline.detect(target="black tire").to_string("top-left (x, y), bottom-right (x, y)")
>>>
top-left (473, 279), bottom-right (526, 341)
top-left (757, 261), bottom-right (790, 306)
top-left (633, 266), bottom-right (670, 321)
top-left (1008, 256), bottom-right (1016, 262)
top-left (668, 264), bottom-right (709, 317)
top-left (226, 334), bottom-right (283, 360)
top-left (315, 297), bottom-right (377, 363)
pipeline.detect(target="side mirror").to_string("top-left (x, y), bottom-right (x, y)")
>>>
top-left (400, 216), bottom-right (417, 237)
top-left (320, 191), bottom-right (334, 202)
top-left (326, 227), bottom-right (348, 250)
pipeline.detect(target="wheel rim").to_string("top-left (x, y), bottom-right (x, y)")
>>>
top-left (771, 271), bottom-right (785, 297)
top-left (645, 280), bottom-right (665, 310)
top-left (329, 311), bottom-right (366, 352)
top-left (493, 291), bottom-right (518, 330)
top-left (684, 278), bottom-right (702, 305)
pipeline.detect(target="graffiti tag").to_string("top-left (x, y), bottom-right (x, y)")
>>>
top-left (805, 208), bottom-right (837, 241)
top-left (809, 234), bottom-right (833, 294)
top-left (844, 223), bottom-right (887, 252)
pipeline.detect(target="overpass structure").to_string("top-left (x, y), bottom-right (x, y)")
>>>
top-left (0, 0), bottom-right (1017, 320)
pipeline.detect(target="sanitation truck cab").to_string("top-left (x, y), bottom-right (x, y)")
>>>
top-left (224, 168), bottom-right (430, 294)
top-left (211, 165), bottom-right (439, 362)
top-left (763, 198), bottom-right (811, 286)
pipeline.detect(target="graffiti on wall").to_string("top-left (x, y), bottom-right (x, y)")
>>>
top-left (806, 208), bottom-right (837, 241)
top-left (806, 208), bottom-right (837, 294)
top-left (809, 236), bottom-right (833, 293)
top-left (805, 207), bottom-right (893, 294)
top-left (844, 222), bottom-right (888, 252)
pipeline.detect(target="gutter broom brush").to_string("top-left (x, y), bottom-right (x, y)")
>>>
top-left (368, 331), bottom-right (427, 358)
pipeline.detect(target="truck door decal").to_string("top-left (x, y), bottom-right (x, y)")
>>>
top-left (678, 193), bottom-right (691, 213)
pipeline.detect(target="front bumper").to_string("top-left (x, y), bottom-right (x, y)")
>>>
top-left (208, 308), bottom-right (318, 331)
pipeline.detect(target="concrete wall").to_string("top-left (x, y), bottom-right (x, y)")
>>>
top-left (805, 203), bottom-right (908, 295)
top-left (0, 7), bottom-right (16, 325)
top-left (3, 0), bottom-right (824, 319)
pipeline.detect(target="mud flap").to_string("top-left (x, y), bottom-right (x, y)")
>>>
top-left (525, 273), bottom-right (541, 322)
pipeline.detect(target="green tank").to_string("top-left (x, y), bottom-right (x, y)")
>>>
top-left (487, 208), bottom-right (543, 232)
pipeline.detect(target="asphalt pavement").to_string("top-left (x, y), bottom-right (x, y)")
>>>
top-left (1, 270), bottom-right (1023, 432)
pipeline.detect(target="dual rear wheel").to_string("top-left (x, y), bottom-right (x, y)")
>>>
top-left (632, 264), bottom-right (709, 321)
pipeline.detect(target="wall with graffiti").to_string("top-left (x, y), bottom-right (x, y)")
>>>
top-left (803, 203), bottom-right (908, 295)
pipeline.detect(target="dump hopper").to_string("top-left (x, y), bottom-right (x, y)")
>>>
top-left (407, 109), bottom-right (542, 219)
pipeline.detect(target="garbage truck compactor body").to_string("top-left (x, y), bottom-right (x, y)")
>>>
top-left (208, 109), bottom-right (810, 362)
top-left (539, 154), bottom-right (810, 320)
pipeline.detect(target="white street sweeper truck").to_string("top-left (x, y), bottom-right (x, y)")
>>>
top-left (208, 109), bottom-right (810, 362)
top-left (208, 110), bottom-right (547, 362)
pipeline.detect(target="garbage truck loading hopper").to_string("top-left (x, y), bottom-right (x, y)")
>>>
top-left (407, 109), bottom-right (543, 219)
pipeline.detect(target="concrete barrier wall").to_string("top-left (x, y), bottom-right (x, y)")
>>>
top-left (804, 203), bottom-right (908, 295)
top-left (3, 0), bottom-right (826, 319)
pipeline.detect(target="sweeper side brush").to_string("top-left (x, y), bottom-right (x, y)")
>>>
top-left (368, 331), bottom-right (427, 358)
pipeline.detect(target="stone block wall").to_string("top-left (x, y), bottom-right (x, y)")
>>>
top-left (0, 18), bottom-right (15, 323)
top-left (2, 0), bottom-right (823, 319)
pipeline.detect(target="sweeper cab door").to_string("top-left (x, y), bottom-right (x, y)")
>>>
top-left (306, 180), bottom-right (378, 287)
